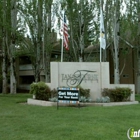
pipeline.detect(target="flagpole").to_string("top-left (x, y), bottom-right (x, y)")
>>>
top-left (61, 34), bottom-right (64, 62)
top-left (61, 11), bottom-right (64, 62)
top-left (100, 43), bottom-right (102, 62)
top-left (100, 0), bottom-right (102, 63)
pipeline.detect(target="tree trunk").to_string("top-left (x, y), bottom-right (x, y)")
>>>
top-left (2, 37), bottom-right (8, 93)
top-left (70, 21), bottom-right (78, 61)
top-left (43, 0), bottom-right (53, 83)
top-left (43, 16), bottom-right (48, 82)
top-left (136, 11), bottom-right (140, 94)
top-left (35, 0), bottom-right (43, 82)
top-left (45, 53), bottom-right (50, 82)
top-left (79, 1), bottom-right (84, 62)
top-left (10, 0), bottom-right (17, 94)
top-left (2, 1), bottom-right (8, 93)
top-left (46, 1), bottom-right (51, 82)
top-left (113, 0), bottom-right (120, 84)
top-left (10, 57), bottom-right (16, 93)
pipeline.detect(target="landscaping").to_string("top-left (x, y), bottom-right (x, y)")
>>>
top-left (0, 93), bottom-right (140, 140)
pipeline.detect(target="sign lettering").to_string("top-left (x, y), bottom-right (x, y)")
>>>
top-left (58, 88), bottom-right (79, 101)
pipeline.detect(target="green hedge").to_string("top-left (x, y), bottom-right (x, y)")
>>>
top-left (79, 86), bottom-right (90, 98)
top-left (30, 81), bottom-right (51, 101)
top-left (102, 87), bottom-right (132, 102)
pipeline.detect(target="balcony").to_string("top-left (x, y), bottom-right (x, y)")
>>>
top-left (19, 64), bottom-right (33, 71)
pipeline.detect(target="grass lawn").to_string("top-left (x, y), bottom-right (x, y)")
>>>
top-left (0, 94), bottom-right (140, 140)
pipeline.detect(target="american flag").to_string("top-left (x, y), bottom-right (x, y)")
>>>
top-left (62, 14), bottom-right (69, 50)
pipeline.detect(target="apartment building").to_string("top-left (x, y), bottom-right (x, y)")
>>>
top-left (0, 40), bottom-right (139, 93)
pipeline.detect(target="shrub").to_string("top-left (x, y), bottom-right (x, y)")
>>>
top-left (49, 97), bottom-right (58, 102)
top-left (29, 81), bottom-right (51, 101)
top-left (79, 96), bottom-right (87, 102)
top-left (76, 86), bottom-right (92, 102)
top-left (102, 87), bottom-right (132, 102)
top-left (29, 82), bottom-right (38, 95)
top-left (86, 97), bottom-right (93, 102)
top-left (96, 96), bottom-right (110, 103)
top-left (78, 86), bottom-right (90, 98)
top-left (50, 88), bottom-right (57, 98)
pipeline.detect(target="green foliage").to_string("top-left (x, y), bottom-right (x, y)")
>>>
top-left (29, 82), bottom-right (38, 95)
top-left (96, 96), bottom-right (110, 103)
top-left (49, 97), bottom-right (58, 102)
top-left (36, 82), bottom-right (51, 101)
top-left (78, 86), bottom-right (92, 102)
top-left (50, 88), bottom-right (57, 98)
top-left (79, 86), bottom-right (90, 98)
top-left (79, 96), bottom-right (87, 103)
top-left (29, 82), bottom-right (51, 101)
top-left (60, 0), bottom-right (96, 61)
top-left (102, 87), bottom-right (132, 102)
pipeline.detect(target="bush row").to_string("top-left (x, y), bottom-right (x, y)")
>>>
top-left (29, 82), bottom-right (132, 102)
top-left (102, 87), bottom-right (132, 102)
top-left (29, 82), bottom-right (90, 101)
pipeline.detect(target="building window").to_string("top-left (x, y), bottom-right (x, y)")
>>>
top-left (20, 76), bottom-right (35, 84)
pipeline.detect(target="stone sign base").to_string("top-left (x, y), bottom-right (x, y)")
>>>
top-left (27, 98), bottom-right (139, 107)
top-left (46, 62), bottom-right (135, 101)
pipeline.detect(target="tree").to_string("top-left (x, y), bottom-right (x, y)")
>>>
top-left (104, 0), bottom-right (125, 84)
top-left (20, 0), bottom-right (43, 82)
top-left (0, 0), bottom-right (17, 94)
top-left (125, 0), bottom-right (140, 94)
top-left (20, 0), bottom-right (55, 83)
top-left (113, 0), bottom-right (121, 84)
top-left (9, 0), bottom-right (18, 93)
top-left (1, 0), bottom-right (25, 94)
top-left (1, 0), bottom-right (8, 93)
top-left (60, 0), bottom-right (96, 62)
top-left (137, 0), bottom-right (140, 93)
top-left (43, 0), bottom-right (53, 82)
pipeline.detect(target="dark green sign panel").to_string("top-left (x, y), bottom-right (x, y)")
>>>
top-left (57, 87), bottom-right (79, 101)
